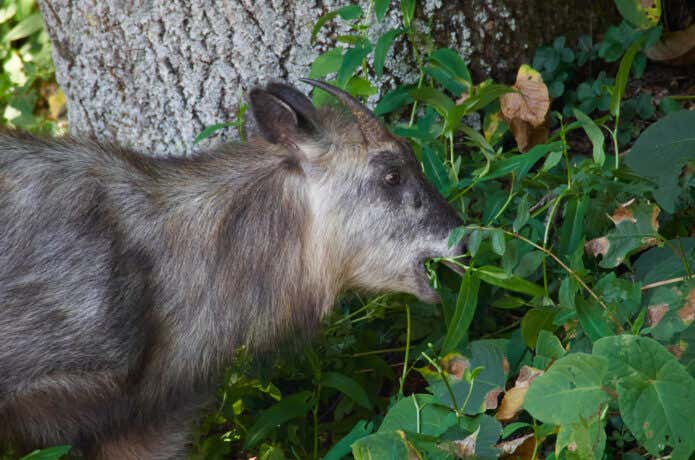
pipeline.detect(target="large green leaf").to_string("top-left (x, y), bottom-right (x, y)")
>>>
top-left (642, 281), bottom-right (695, 343)
top-left (422, 144), bottom-right (453, 196)
top-left (244, 391), bottom-right (314, 448)
top-left (352, 431), bottom-right (417, 460)
top-left (324, 420), bottom-right (374, 460)
top-left (625, 110), bottom-right (695, 212)
top-left (634, 238), bottom-right (695, 284)
top-left (594, 335), bottom-right (695, 455)
top-left (377, 394), bottom-right (457, 436)
top-left (524, 353), bottom-right (611, 425)
top-left (585, 201), bottom-right (660, 268)
top-left (555, 416), bottom-right (607, 460)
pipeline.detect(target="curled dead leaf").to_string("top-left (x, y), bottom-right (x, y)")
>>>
top-left (500, 65), bottom-right (550, 152)
top-left (611, 201), bottom-right (638, 224)
top-left (585, 237), bottom-right (609, 258)
top-left (646, 24), bottom-right (695, 66)
top-left (485, 387), bottom-right (504, 410)
top-left (498, 433), bottom-right (535, 459)
top-left (496, 366), bottom-right (544, 421)
top-left (445, 355), bottom-right (470, 380)
top-left (453, 427), bottom-right (479, 458)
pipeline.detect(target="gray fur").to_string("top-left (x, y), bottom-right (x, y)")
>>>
top-left (0, 83), bottom-right (463, 458)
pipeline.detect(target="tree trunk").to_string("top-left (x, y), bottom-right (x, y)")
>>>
top-left (39, 0), bottom-right (618, 156)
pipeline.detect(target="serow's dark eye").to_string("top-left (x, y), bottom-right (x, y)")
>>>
top-left (384, 170), bottom-right (401, 186)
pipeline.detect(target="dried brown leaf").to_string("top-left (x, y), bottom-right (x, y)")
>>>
top-left (500, 65), bottom-right (550, 152)
top-left (497, 433), bottom-right (535, 457)
top-left (496, 366), bottom-right (544, 421)
top-left (585, 237), bottom-right (609, 258)
top-left (646, 24), bottom-right (695, 66)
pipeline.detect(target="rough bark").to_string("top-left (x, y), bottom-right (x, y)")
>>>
top-left (39, 0), bottom-right (618, 155)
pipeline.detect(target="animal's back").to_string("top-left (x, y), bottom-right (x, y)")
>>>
top-left (0, 132), bottom-right (156, 446)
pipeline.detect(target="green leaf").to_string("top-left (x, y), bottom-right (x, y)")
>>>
top-left (490, 229), bottom-right (506, 256)
top-left (244, 391), bottom-right (314, 448)
top-left (524, 353), bottom-right (611, 425)
top-left (614, 0), bottom-right (662, 29)
top-left (542, 150), bottom-right (563, 171)
top-left (194, 121), bottom-right (242, 144)
top-left (477, 266), bottom-right (546, 297)
top-left (611, 37), bottom-right (646, 117)
top-left (0, 3), bottom-right (17, 24)
top-left (374, 85), bottom-right (413, 116)
top-left (337, 39), bottom-right (372, 88)
top-left (448, 226), bottom-right (468, 249)
top-left (556, 416), bottom-right (607, 460)
top-left (309, 48), bottom-right (343, 78)
top-left (324, 420), bottom-right (374, 460)
top-left (594, 335), bottom-right (695, 455)
top-left (374, 0), bottom-right (391, 21)
top-left (634, 238), bottom-right (695, 285)
top-left (346, 76), bottom-right (377, 97)
top-left (643, 282), bottom-right (695, 342)
top-left (321, 371), bottom-right (372, 410)
top-left (4, 13), bottom-right (43, 42)
top-left (514, 251), bottom-right (545, 278)
top-left (534, 330), bottom-right (566, 369)
top-left (422, 145), bottom-right (452, 196)
top-left (400, 0), bottom-right (416, 27)
top-left (468, 230), bottom-right (484, 257)
top-left (442, 270), bottom-right (480, 354)
top-left (377, 394), bottom-right (457, 435)
top-left (513, 195), bottom-right (530, 233)
top-left (373, 28), bottom-right (402, 78)
top-left (429, 47), bottom-right (472, 88)
top-left (20, 447), bottom-right (72, 460)
top-left (587, 201), bottom-right (661, 268)
top-left (478, 142), bottom-right (563, 184)
top-left (409, 86), bottom-right (455, 116)
top-left (352, 431), bottom-right (417, 459)
top-left (576, 296), bottom-right (616, 341)
top-left (573, 108), bottom-right (606, 166)
top-left (625, 110), bottom-right (695, 212)
top-left (521, 308), bottom-right (557, 348)
top-left (558, 196), bottom-right (589, 258)
top-left (338, 4), bottom-right (364, 20)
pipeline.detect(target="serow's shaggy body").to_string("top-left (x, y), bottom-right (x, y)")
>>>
top-left (0, 80), bottom-right (465, 458)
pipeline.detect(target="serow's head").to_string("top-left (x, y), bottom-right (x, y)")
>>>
top-left (249, 79), bottom-right (465, 304)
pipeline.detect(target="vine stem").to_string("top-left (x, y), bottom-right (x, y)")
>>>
top-left (464, 225), bottom-right (624, 331)
top-left (398, 304), bottom-right (412, 398)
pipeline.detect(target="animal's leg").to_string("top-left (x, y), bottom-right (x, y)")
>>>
top-left (92, 422), bottom-right (192, 460)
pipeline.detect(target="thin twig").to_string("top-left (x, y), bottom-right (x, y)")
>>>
top-left (641, 276), bottom-right (694, 291)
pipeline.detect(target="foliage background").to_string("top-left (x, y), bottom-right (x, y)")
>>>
top-left (2, 0), bottom-right (695, 459)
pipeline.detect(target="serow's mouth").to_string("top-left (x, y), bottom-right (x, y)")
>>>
top-left (413, 255), bottom-right (469, 304)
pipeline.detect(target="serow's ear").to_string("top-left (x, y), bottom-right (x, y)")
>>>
top-left (249, 86), bottom-right (317, 146)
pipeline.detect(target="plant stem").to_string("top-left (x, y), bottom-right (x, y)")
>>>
top-left (398, 304), bottom-right (412, 398)
top-left (541, 193), bottom-right (566, 296)
top-left (313, 384), bottom-right (321, 460)
top-left (641, 275), bottom-right (695, 291)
